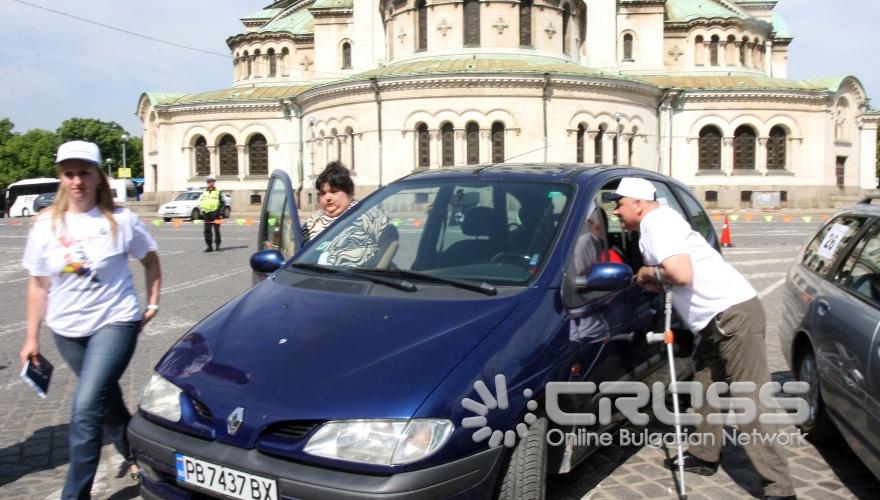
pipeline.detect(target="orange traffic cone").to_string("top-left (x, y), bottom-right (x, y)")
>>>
top-left (720, 214), bottom-right (733, 247)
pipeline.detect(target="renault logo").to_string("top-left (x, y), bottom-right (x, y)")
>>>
top-left (227, 407), bottom-right (245, 436)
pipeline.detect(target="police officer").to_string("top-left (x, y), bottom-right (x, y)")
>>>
top-left (199, 176), bottom-right (224, 252)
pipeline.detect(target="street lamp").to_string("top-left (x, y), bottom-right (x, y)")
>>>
top-left (121, 133), bottom-right (130, 175)
top-left (105, 158), bottom-right (114, 177)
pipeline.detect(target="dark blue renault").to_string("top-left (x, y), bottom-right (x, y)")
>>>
top-left (129, 165), bottom-right (717, 500)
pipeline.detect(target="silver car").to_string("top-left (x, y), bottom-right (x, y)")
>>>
top-left (780, 199), bottom-right (880, 479)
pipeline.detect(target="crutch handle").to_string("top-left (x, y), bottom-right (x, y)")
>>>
top-left (646, 331), bottom-right (665, 344)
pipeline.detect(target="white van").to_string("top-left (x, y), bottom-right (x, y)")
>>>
top-left (109, 179), bottom-right (138, 205)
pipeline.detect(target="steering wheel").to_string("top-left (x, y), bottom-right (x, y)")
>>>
top-left (490, 252), bottom-right (531, 268)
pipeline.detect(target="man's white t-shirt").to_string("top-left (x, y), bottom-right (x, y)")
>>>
top-left (639, 206), bottom-right (755, 332)
top-left (22, 207), bottom-right (158, 338)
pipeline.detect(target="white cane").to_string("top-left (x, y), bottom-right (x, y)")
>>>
top-left (646, 281), bottom-right (687, 499)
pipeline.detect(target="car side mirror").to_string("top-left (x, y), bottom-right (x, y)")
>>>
top-left (250, 250), bottom-right (285, 274)
top-left (575, 263), bottom-right (634, 291)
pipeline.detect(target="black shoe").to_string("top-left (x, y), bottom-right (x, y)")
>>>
top-left (204, 246), bottom-right (213, 252)
top-left (764, 496), bottom-right (797, 500)
top-left (215, 243), bottom-right (221, 251)
top-left (663, 452), bottom-right (718, 476)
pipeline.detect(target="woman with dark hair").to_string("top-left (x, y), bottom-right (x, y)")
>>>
top-left (19, 140), bottom-right (161, 498)
top-left (301, 161), bottom-right (357, 242)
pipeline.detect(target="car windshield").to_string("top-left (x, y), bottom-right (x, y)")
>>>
top-left (293, 179), bottom-right (573, 286)
top-left (175, 192), bottom-right (201, 201)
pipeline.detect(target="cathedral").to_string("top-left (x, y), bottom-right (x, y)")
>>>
top-left (137, 0), bottom-right (879, 209)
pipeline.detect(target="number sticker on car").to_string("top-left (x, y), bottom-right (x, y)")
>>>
top-left (175, 454), bottom-right (277, 500)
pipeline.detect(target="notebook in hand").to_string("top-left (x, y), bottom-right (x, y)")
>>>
top-left (20, 354), bottom-right (54, 398)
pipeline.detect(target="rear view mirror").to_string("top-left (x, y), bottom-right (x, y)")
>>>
top-left (575, 263), bottom-right (633, 291)
top-left (250, 250), bottom-right (285, 274)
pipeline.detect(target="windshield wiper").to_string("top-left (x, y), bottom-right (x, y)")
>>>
top-left (290, 263), bottom-right (417, 292)
top-left (354, 269), bottom-right (497, 296)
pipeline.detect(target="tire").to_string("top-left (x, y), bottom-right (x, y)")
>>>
top-left (497, 416), bottom-right (547, 500)
top-left (223, 206), bottom-right (231, 219)
top-left (163, 217), bottom-right (172, 222)
top-left (795, 345), bottom-right (837, 443)
top-left (191, 208), bottom-right (200, 221)
top-left (21, 208), bottom-right (31, 217)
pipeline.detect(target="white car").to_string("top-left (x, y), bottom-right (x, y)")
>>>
top-left (158, 190), bottom-right (231, 221)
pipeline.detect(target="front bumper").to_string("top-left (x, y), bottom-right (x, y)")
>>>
top-left (129, 414), bottom-right (504, 500)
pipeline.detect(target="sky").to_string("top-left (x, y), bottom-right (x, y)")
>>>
top-left (0, 0), bottom-right (877, 137)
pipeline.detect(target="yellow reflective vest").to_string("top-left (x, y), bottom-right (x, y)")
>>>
top-left (200, 189), bottom-right (221, 213)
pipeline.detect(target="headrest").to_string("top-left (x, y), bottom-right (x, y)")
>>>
top-left (461, 206), bottom-right (499, 237)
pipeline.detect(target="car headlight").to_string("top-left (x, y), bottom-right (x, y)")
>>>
top-left (139, 373), bottom-right (182, 422)
top-left (304, 419), bottom-right (453, 466)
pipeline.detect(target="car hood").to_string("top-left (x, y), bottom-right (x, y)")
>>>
top-left (155, 276), bottom-right (519, 438)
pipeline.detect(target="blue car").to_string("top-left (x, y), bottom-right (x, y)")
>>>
top-left (129, 165), bottom-right (718, 500)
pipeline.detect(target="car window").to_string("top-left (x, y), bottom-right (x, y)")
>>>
top-left (801, 216), bottom-right (865, 276)
top-left (836, 224), bottom-right (880, 305)
top-left (672, 185), bottom-right (716, 244)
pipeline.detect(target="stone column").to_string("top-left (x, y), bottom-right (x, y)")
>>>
top-left (603, 132), bottom-right (615, 164)
top-left (480, 130), bottom-right (491, 163)
top-left (745, 43), bottom-right (754, 67)
top-left (431, 130), bottom-right (442, 168)
top-left (585, 132), bottom-right (597, 164)
top-left (757, 137), bottom-right (768, 174)
top-left (722, 137), bottom-right (734, 174)
top-left (455, 130), bottom-right (466, 166)
top-left (208, 146), bottom-right (219, 178)
top-left (702, 41), bottom-right (711, 66)
top-left (237, 145), bottom-right (246, 180)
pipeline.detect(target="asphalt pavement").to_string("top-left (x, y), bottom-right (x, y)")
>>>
top-left (0, 215), bottom-right (878, 499)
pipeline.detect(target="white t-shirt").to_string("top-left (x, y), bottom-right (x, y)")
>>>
top-left (22, 207), bottom-right (159, 338)
top-left (639, 206), bottom-right (755, 332)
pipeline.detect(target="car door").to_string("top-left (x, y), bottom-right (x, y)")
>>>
top-left (255, 170), bottom-right (302, 277)
top-left (825, 220), bottom-right (880, 452)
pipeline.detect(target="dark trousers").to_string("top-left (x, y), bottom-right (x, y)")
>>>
top-left (53, 321), bottom-right (140, 500)
top-left (203, 211), bottom-right (221, 247)
top-left (687, 296), bottom-right (795, 497)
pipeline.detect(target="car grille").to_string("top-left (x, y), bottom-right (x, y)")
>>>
top-left (190, 398), bottom-right (213, 420)
top-left (261, 421), bottom-right (322, 440)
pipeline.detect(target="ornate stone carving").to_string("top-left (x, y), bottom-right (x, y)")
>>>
top-left (398, 28), bottom-right (407, 44)
top-left (545, 23), bottom-right (556, 39)
top-left (668, 46), bottom-right (684, 62)
top-left (493, 17), bottom-right (509, 35)
top-left (437, 19), bottom-right (452, 37)
top-left (299, 56), bottom-right (313, 71)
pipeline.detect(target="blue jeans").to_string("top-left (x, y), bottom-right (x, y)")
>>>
top-left (53, 320), bottom-right (140, 500)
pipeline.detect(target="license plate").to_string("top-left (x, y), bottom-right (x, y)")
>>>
top-left (175, 453), bottom-right (277, 500)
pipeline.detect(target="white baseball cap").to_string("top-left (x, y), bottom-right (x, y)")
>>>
top-left (55, 140), bottom-right (102, 166)
top-left (607, 177), bottom-right (656, 201)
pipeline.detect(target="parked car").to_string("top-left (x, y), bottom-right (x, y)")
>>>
top-left (780, 198), bottom-right (880, 479)
top-left (129, 166), bottom-right (718, 500)
top-left (32, 192), bottom-right (56, 212)
top-left (157, 189), bottom-right (232, 221)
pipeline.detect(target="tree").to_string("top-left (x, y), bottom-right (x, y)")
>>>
top-left (0, 118), bottom-right (14, 146)
top-left (56, 118), bottom-right (143, 177)
top-left (0, 129), bottom-right (61, 192)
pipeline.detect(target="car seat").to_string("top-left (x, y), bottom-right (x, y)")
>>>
top-left (439, 206), bottom-right (503, 267)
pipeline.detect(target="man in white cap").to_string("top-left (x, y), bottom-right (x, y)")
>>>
top-left (609, 177), bottom-right (796, 500)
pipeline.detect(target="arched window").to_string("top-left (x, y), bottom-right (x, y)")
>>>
top-left (491, 122), bottom-right (505, 164)
top-left (623, 33), bottom-right (633, 61)
top-left (218, 135), bottom-right (239, 176)
top-left (835, 97), bottom-right (850, 141)
top-left (441, 122), bottom-right (454, 166)
top-left (268, 48), bottom-right (277, 77)
top-left (416, 123), bottom-right (430, 168)
top-left (194, 136), bottom-right (210, 176)
top-left (416, 0), bottom-right (428, 52)
top-left (519, 0), bottom-right (532, 47)
top-left (709, 35), bottom-right (719, 66)
top-left (733, 125), bottom-right (757, 170)
top-left (280, 47), bottom-right (289, 76)
top-left (346, 127), bottom-right (355, 171)
top-left (562, 4), bottom-right (571, 55)
top-left (463, 0), bottom-right (480, 47)
top-left (244, 50), bottom-right (252, 77)
top-left (694, 35), bottom-right (704, 65)
top-left (248, 134), bottom-right (268, 176)
top-left (698, 126), bottom-right (722, 170)
top-left (466, 121), bottom-right (480, 165)
top-left (767, 126), bottom-right (787, 170)
top-left (341, 42), bottom-right (352, 69)
top-left (740, 37), bottom-right (748, 66)
top-left (253, 49), bottom-right (261, 77)
top-left (576, 123), bottom-right (586, 163)
top-left (594, 124), bottom-right (605, 163)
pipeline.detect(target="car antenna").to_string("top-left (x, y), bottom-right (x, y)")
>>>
top-left (477, 143), bottom-right (552, 174)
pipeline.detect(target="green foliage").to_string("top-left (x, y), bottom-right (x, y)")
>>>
top-left (0, 118), bottom-right (143, 201)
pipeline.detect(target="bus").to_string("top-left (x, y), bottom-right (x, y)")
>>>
top-left (4, 178), bottom-right (60, 217)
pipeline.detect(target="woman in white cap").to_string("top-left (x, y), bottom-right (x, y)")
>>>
top-left (18, 140), bottom-right (162, 498)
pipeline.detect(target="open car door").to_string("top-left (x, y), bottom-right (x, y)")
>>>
top-left (253, 169), bottom-right (303, 281)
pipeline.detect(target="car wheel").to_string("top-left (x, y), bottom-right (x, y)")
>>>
top-left (497, 416), bottom-right (547, 500)
top-left (223, 206), bottom-right (231, 219)
top-left (21, 208), bottom-right (30, 217)
top-left (191, 208), bottom-right (200, 221)
top-left (795, 345), bottom-right (837, 443)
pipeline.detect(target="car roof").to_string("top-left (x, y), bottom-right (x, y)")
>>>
top-left (833, 197), bottom-right (880, 218)
top-left (394, 164), bottom-right (659, 186)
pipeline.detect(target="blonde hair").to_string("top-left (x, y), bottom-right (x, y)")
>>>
top-left (51, 164), bottom-right (119, 241)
